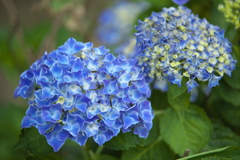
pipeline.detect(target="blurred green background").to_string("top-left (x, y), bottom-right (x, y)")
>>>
top-left (0, 0), bottom-right (239, 160)
top-left (0, 1), bottom-right (111, 159)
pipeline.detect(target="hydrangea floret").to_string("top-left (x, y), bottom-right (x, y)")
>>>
top-left (14, 38), bottom-right (154, 152)
top-left (218, 0), bottom-right (240, 29)
top-left (135, 6), bottom-right (237, 92)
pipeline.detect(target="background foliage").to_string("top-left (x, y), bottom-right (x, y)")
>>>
top-left (0, 0), bottom-right (239, 159)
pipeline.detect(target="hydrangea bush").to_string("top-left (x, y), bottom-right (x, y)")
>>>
top-left (13, 0), bottom-right (240, 159)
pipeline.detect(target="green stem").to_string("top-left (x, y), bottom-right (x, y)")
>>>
top-left (82, 145), bottom-right (90, 160)
top-left (88, 150), bottom-right (95, 160)
top-left (95, 145), bottom-right (104, 155)
top-left (85, 145), bottom-right (105, 160)
top-left (154, 110), bottom-right (165, 116)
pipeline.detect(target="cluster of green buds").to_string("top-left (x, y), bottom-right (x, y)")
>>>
top-left (218, 0), bottom-right (240, 29)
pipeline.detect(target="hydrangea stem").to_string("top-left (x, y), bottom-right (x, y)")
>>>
top-left (154, 110), bottom-right (165, 116)
top-left (95, 145), bottom-right (104, 155)
top-left (88, 146), bottom-right (104, 160)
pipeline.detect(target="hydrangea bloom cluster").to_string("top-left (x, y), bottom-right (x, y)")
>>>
top-left (135, 6), bottom-right (237, 92)
top-left (218, 0), bottom-right (240, 29)
top-left (14, 38), bottom-right (154, 152)
top-left (97, 1), bottom-right (149, 46)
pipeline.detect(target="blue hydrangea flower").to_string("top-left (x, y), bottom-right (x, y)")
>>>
top-left (172, 0), bottom-right (190, 5)
top-left (135, 6), bottom-right (237, 92)
top-left (14, 38), bottom-right (154, 152)
top-left (97, 1), bottom-right (149, 46)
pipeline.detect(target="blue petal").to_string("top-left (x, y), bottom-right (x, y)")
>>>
top-left (104, 53), bottom-right (116, 62)
top-left (87, 59), bottom-right (100, 71)
top-left (123, 110), bottom-right (139, 129)
top-left (72, 58), bottom-right (84, 72)
top-left (94, 134), bottom-right (106, 146)
top-left (63, 75), bottom-right (72, 83)
top-left (186, 79), bottom-right (199, 92)
top-left (14, 85), bottom-right (32, 99)
top-left (105, 62), bottom-right (123, 75)
top-left (102, 80), bottom-right (119, 95)
top-left (21, 116), bottom-right (35, 128)
top-left (58, 54), bottom-right (69, 64)
top-left (133, 122), bottom-right (149, 138)
top-left (103, 118), bottom-right (115, 126)
top-left (44, 124), bottom-right (69, 152)
top-left (86, 105), bottom-right (100, 119)
top-left (41, 109), bottom-right (52, 122)
top-left (82, 77), bottom-right (92, 91)
top-left (71, 132), bottom-right (88, 146)
top-left (208, 75), bottom-right (222, 89)
top-left (50, 62), bottom-right (63, 78)
top-left (58, 38), bottom-right (84, 55)
top-left (56, 129), bottom-right (70, 141)
top-left (91, 46), bottom-right (109, 60)
top-left (44, 57), bottom-right (55, 67)
top-left (84, 122), bottom-right (99, 137)
top-left (112, 98), bottom-right (128, 111)
top-left (76, 102), bottom-right (87, 112)
top-left (128, 89), bottom-right (143, 103)
top-left (107, 108), bottom-right (120, 120)
top-left (169, 74), bottom-right (182, 87)
top-left (41, 104), bottom-right (62, 123)
top-left (118, 73), bottom-right (131, 88)
top-left (139, 100), bottom-right (153, 123)
top-left (138, 84), bottom-right (151, 97)
top-left (69, 84), bottom-right (82, 95)
top-left (42, 87), bottom-right (54, 99)
top-left (63, 113), bottom-right (84, 133)
top-left (37, 123), bottom-right (53, 134)
top-left (47, 137), bottom-right (65, 152)
top-left (197, 69), bottom-right (210, 81)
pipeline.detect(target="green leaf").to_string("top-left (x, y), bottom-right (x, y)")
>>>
top-left (160, 105), bottom-right (212, 156)
top-left (167, 89), bottom-right (190, 110)
top-left (14, 127), bottom-right (53, 155)
top-left (26, 154), bottom-right (64, 160)
top-left (121, 137), bottom-right (176, 160)
top-left (224, 70), bottom-right (240, 90)
top-left (98, 154), bottom-right (119, 160)
top-left (169, 78), bottom-right (188, 99)
top-left (217, 103), bottom-right (240, 127)
top-left (204, 122), bottom-right (240, 151)
top-left (104, 131), bottom-right (145, 150)
top-left (148, 89), bottom-right (169, 110)
top-left (167, 77), bottom-right (190, 110)
top-left (178, 146), bottom-right (240, 160)
top-left (217, 83), bottom-right (240, 107)
top-left (201, 156), bottom-right (232, 160)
